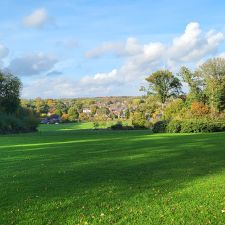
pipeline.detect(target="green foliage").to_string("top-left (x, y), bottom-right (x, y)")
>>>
top-left (90, 105), bottom-right (98, 116)
top-left (197, 58), bottom-right (225, 112)
top-left (0, 71), bottom-right (21, 113)
top-left (34, 98), bottom-right (49, 114)
top-left (166, 119), bottom-right (182, 133)
top-left (110, 121), bottom-right (134, 130)
top-left (68, 106), bottom-right (79, 121)
top-left (166, 119), bottom-right (225, 133)
top-left (0, 108), bottom-right (39, 134)
top-left (163, 99), bottom-right (184, 120)
top-left (110, 121), bottom-right (123, 130)
top-left (131, 111), bottom-right (146, 128)
top-left (145, 70), bottom-right (182, 104)
top-left (79, 112), bottom-right (89, 121)
top-left (179, 66), bottom-right (204, 103)
top-left (93, 121), bottom-right (100, 129)
top-left (0, 72), bottom-right (39, 133)
top-left (124, 109), bottom-right (130, 119)
top-left (152, 120), bottom-right (168, 133)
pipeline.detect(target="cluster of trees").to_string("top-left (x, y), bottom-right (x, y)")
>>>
top-left (0, 72), bottom-right (39, 134)
top-left (132, 57), bottom-right (225, 132)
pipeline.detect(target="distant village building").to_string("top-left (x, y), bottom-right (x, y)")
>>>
top-left (83, 108), bottom-right (91, 114)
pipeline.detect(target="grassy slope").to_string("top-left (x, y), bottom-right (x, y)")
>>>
top-left (1, 123), bottom-right (225, 224)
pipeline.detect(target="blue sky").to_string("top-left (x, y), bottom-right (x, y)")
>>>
top-left (0, 0), bottom-right (225, 98)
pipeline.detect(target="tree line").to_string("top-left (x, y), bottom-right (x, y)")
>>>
top-left (136, 57), bottom-right (225, 132)
top-left (1, 57), bottom-right (225, 133)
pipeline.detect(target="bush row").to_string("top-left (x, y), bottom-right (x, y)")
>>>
top-left (0, 109), bottom-right (39, 134)
top-left (153, 119), bottom-right (225, 133)
top-left (110, 122), bottom-right (148, 130)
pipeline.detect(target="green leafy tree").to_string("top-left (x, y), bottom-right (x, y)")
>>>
top-left (124, 109), bottom-right (130, 119)
top-left (56, 101), bottom-right (67, 114)
top-left (179, 66), bottom-right (204, 103)
top-left (145, 70), bottom-right (182, 105)
top-left (68, 106), bottom-right (79, 121)
top-left (34, 98), bottom-right (49, 114)
top-left (163, 99), bottom-right (184, 120)
top-left (79, 112), bottom-right (89, 121)
top-left (131, 111), bottom-right (146, 127)
top-left (196, 58), bottom-right (225, 112)
top-left (90, 105), bottom-right (98, 116)
top-left (0, 72), bottom-right (21, 113)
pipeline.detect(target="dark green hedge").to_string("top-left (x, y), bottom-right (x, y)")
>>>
top-left (166, 119), bottom-right (225, 133)
top-left (0, 108), bottom-right (39, 134)
top-left (152, 120), bottom-right (168, 133)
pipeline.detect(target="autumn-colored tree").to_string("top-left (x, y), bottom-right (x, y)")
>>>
top-left (79, 112), bottom-right (89, 121)
top-left (191, 102), bottom-right (210, 117)
top-left (61, 113), bottom-right (69, 122)
top-left (47, 99), bottom-right (56, 107)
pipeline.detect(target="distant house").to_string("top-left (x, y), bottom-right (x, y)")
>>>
top-left (83, 108), bottom-right (91, 114)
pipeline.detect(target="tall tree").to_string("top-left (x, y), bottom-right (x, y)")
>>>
top-left (196, 58), bottom-right (225, 112)
top-left (179, 66), bottom-right (204, 102)
top-left (145, 70), bottom-right (182, 104)
top-left (0, 72), bottom-right (21, 113)
top-left (68, 106), bottom-right (79, 121)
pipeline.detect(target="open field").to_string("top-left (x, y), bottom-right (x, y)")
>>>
top-left (1, 123), bottom-right (225, 224)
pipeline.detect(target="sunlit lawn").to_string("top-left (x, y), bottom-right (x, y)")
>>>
top-left (1, 123), bottom-right (225, 224)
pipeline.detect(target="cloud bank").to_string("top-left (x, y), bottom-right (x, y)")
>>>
top-left (21, 22), bottom-right (224, 98)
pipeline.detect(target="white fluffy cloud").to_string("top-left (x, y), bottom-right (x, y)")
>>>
top-left (82, 22), bottom-right (224, 90)
top-left (85, 37), bottom-right (142, 58)
top-left (22, 22), bottom-right (225, 98)
top-left (168, 22), bottom-right (224, 62)
top-left (23, 8), bottom-right (50, 28)
top-left (8, 53), bottom-right (58, 76)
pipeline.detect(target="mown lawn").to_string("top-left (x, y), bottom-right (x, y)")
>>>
top-left (1, 123), bottom-right (225, 224)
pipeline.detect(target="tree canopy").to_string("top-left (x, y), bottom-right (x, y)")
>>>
top-left (145, 70), bottom-right (182, 104)
top-left (0, 71), bottom-right (21, 113)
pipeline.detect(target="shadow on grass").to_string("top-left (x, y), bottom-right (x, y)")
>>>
top-left (1, 131), bottom-right (225, 224)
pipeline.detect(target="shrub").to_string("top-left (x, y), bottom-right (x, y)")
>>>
top-left (131, 111), bottom-right (146, 128)
top-left (191, 102), bottom-right (210, 117)
top-left (61, 113), bottom-right (69, 122)
top-left (164, 99), bottom-right (184, 120)
top-left (110, 122), bottom-right (134, 130)
top-left (0, 108), bottom-right (39, 134)
top-left (111, 122), bottom-right (123, 130)
top-left (152, 120), bottom-right (168, 133)
top-left (180, 119), bottom-right (225, 133)
top-left (166, 119), bottom-right (225, 133)
top-left (93, 121), bottom-right (100, 129)
top-left (166, 120), bottom-right (182, 133)
top-left (144, 121), bottom-right (153, 129)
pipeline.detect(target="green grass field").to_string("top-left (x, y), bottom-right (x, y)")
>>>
top-left (1, 123), bottom-right (225, 224)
